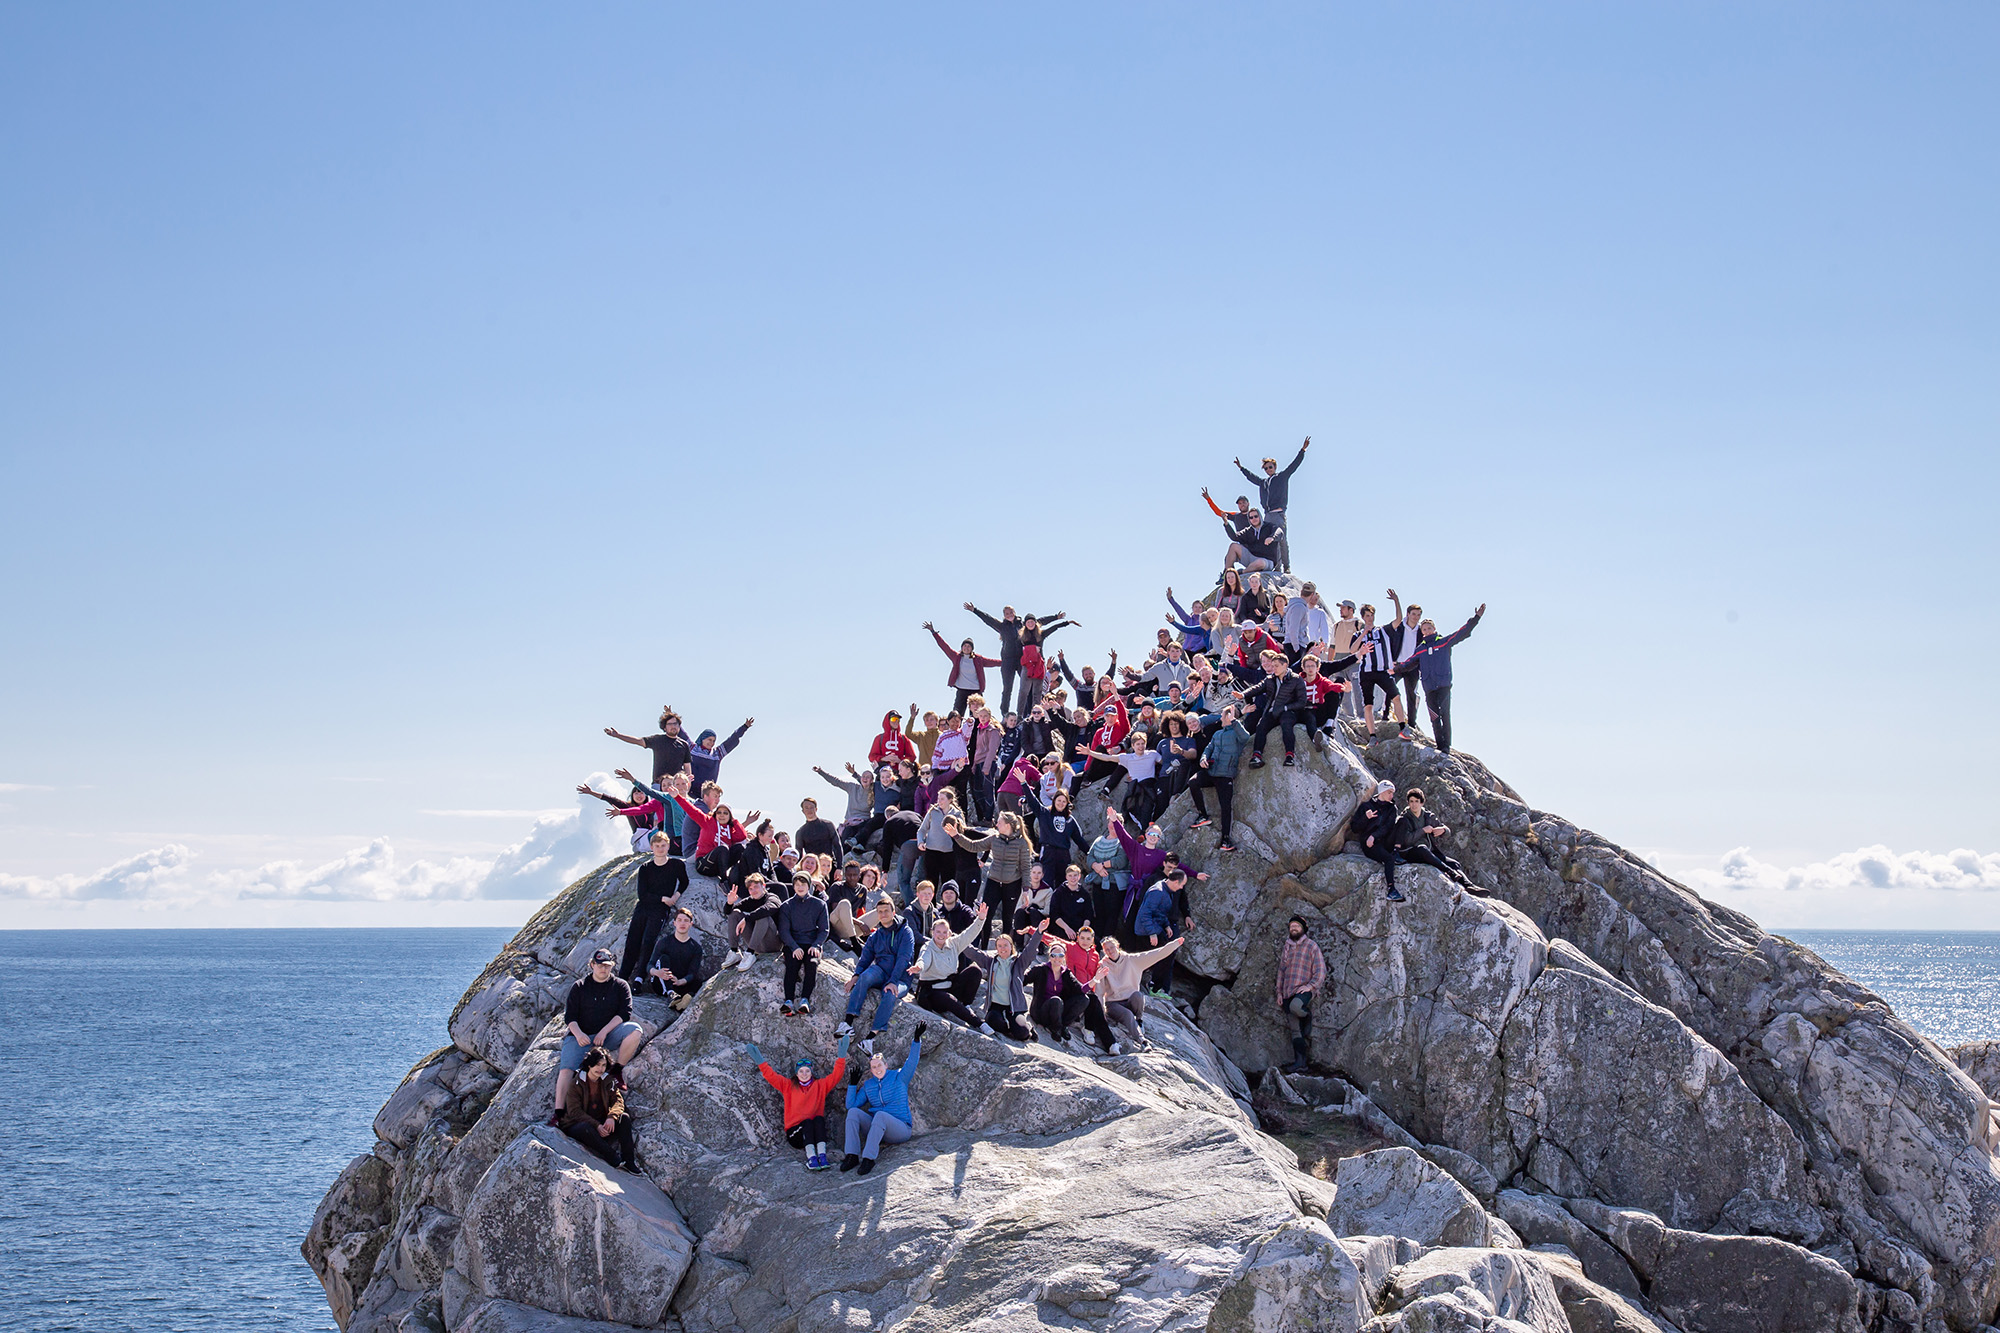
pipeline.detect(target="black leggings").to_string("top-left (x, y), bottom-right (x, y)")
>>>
top-left (785, 1115), bottom-right (827, 1149)
top-left (1187, 773), bottom-right (1236, 840)
top-left (783, 951), bottom-right (820, 1001)
top-left (917, 977), bottom-right (981, 1027)
top-left (1076, 757), bottom-right (1125, 791)
top-left (1396, 666), bottom-right (1421, 727)
top-left (980, 879), bottom-right (1021, 948)
top-left (565, 1114), bottom-right (635, 1169)
top-left (620, 894), bottom-right (678, 982)
top-left (922, 848), bottom-right (957, 891)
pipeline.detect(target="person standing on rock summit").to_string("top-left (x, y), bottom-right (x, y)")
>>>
top-left (618, 830), bottom-right (686, 988)
top-left (552, 948), bottom-right (643, 1119)
top-left (1276, 916), bottom-right (1326, 1074)
top-left (964, 603), bottom-right (1071, 715)
top-left (1235, 438), bottom-right (1310, 572)
top-left (1407, 606), bottom-right (1485, 757)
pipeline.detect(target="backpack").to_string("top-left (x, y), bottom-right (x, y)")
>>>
top-left (1021, 644), bottom-right (1046, 680)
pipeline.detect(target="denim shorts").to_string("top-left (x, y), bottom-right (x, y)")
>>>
top-left (561, 1022), bottom-right (643, 1070)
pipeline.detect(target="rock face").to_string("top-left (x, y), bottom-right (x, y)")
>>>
top-left (308, 729), bottom-right (2000, 1333)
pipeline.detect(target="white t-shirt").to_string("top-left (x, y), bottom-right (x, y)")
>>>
top-left (1116, 751), bottom-right (1162, 782)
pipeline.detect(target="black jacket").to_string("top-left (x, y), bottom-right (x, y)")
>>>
top-left (1244, 672), bottom-right (1309, 714)
top-left (795, 817), bottom-right (839, 858)
top-left (777, 893), bottom-right (830, 952)
top-left (1351, 799), bottom-right (1398, 852)
top-left (970, 608), bottom-right (1066, 666)
top-left (1237, 444), bottom-right (1307, 512)
top-left (1048, 885), bottom-right (1094, 934)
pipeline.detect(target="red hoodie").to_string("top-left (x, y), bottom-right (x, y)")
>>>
top-left (1090, 696), bottom-right (1130, 751)
top-left (759, 1058), bottom-right (847, 1129)
top-left (868, 711), bottom-right (917, 768)
top-left (672, 795), bottom-right (749, 858)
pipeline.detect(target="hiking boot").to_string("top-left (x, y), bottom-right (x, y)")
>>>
top-left (858, 1157), bottom-right (877, 1176)
top-left (839, 1153), bottom-right (860, 1172)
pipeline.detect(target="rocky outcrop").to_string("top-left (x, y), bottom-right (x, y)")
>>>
top-left (309, 723), bottom-right (2000, 1333)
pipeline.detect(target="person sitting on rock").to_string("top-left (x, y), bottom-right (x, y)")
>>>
top-left (720, 873), bottom-right (783, 972)
top-left (838, 897), bottom-right (916, 1051)
top-left (1393, 789), bottom-right (1485, 895)
top-left (1188, 703), bottom-right (1250, 853)
top-left (745, 1041), bottom-right (843, 1171)
top-left (647, 906), bottom-right (706, 1012)
top-left (841, 1023), bottom-right (927, 1176)
top-left (1041, 862), bottom-right (1091, 941)
top-left (1024, 928), bottom-right (1106, 1045)
top-left (777, 873), bottom-right (831, 1017)
top-left (908, 904), bottom-right (992, 1031)
top-left (561, 1044), bottom-right (636, 1171)
top-left (966, 924), bottom-right (1042, 1040)
top-left (1351, 779), bottom-right (1406, 903)
top-left (659, 776), bottom-right (757, 879)
top-left (1236, 649), bottom-right (1309, 768)
top-left (552, 948), bottom-right (643, 1122)
top-left (1298, 651), bottom-right (1361, 744)
top-left (1011, 862), bottom-right (1053, 938)
top-left (936, 880), bottom-right (977, 934)
top-left (1277, 915), bottom-right (1326, 1074)
top-left (1092, 932), bottom-right (1189, 1055)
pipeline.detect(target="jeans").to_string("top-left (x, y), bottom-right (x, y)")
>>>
top-left (844, 1106), bottom-right (912, 1159)
top-left (845, 964), bottom-right (904, 1031)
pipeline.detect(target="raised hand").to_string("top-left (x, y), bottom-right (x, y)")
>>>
top-left (614, 767), bottom-right (636, 783)
top-left (1475, 603), bottom-right (1486, 616)
top-left (963, 601), bottom-right (975, 611)
top-left (922, 620), bottom-right (934, 631)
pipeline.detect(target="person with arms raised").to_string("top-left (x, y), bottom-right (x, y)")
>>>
top-left (908, 903), bottom-right (992, 1031)
top-left (925, 621), bottom-right (1003, 715)
top-left (1407, 605), bottom-right (1485, 756)
top-left (841, 1024), bottom-right (927, 1176)
top-left (1093, 932), bottom-right (1189, 1054)
top-left (602, 706), bottom-right (692, 786)
top-left (1235, 438), bottom-right (1309, 571)
top-left (964, 603), bottom-right (1071, 715)
top-left (744, 1040), bottom-right (844, 1171)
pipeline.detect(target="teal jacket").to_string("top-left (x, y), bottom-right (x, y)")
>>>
top-left (1201, 721), bottom-right (1252, 780)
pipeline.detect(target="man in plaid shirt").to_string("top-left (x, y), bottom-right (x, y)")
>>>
top-left (1276, 916), bottom-right (1326, 1074)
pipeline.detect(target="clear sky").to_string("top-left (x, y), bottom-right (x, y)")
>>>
top-left (3, 4), bottom-right (1995, 930)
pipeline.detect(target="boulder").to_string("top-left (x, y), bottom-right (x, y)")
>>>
top-left (304, 1150), bottom-right (396, 1327)
top-left (454, 1298), bottom-right (657, 1333)
top-left (1951, 1040), bottom-right (2000, 1104)
top-left (1330, 1148), bottom-right (1491, 1249)
top-left (1363, 1247), bottom-right (1569, 1333)
top-left (1492, 1191), bottom-right (1640, 1299)
top-left (1523, 1248), bottom-right (1666, 1333)
top-left (1205, 1218), bottom-right (1373, 1333)
top-left (457, 1127), bottom-right (695, 1327)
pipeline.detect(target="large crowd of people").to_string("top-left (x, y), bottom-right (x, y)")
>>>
top-left (549, 440), bottom-right (1492, 1174)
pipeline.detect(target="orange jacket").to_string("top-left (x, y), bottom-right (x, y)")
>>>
top-left (759, 1058), bottom-right (847, 1128)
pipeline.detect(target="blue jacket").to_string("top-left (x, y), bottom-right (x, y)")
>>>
top-left (855, 1041), bottom-right (920, 1123)
top-left (1134, 883), bottom-right (1179, 937)
top-left (856, 919), bottom-right (915, 981)
top-left (1414, 612), bottom-right (1482, 691)
top-left (1201, 720), bottom-right (1252, 780)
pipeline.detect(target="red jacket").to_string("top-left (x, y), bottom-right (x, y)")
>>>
top-left (868, 712), bottom-right (918, 768)
top-left (1303, 674), bottom-right (1345, 704)
top-left (931, 629), bottom-right (1002, 694)
top-left (1090, 697), bottom-right (1130, 751)
top-left (672, 795), bottom-right (749, 858)
top-left (760, 1058), bottom-right (847, 1128)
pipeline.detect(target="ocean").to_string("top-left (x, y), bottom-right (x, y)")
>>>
top-left (0, 925), bottom-right (1994, 1331)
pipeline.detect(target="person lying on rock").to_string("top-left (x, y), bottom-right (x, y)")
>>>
top-left (745, 1041), bottom-right (843, 1172)
top-left (776, 872), bottom-right (830, 1017)
top-left (1277, 916), bottom-right (1326, 1074)
top-left (909, 904), bottom-right (991, 1031)
top-left (551, 948), bottom-right (643, 1122)
top-left (838, 897), bottom-right (916, 1052)
top-left (1393, 789), bottom-right (1485, 896)
top-left (1091, 931), bottom-right (1190, 1054)
top-left (647, 906), bottom-right (705, 1012)
top-left (841, 1023), bottom-right (926, 1176)
top-left (561, 1044), bottom-right (637, 1171)
top-left (1351, 780), bottom-right (1406, 903)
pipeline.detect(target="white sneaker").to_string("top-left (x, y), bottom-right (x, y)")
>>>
top-left (980, 1022), bottom-right (995, 1036)
top-left (735, 952), bottom-right (755, 972)
top-left (720, 950), bottom-right (742, 970)
top-left (1109, 1042), bottom-right (1124, 1056)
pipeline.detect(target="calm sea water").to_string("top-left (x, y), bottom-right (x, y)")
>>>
top-left (0, 926), bottom-right (1993, 1331)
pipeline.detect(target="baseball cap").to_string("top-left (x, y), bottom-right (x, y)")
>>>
top-left (590, 947), bottom-right (616, 965)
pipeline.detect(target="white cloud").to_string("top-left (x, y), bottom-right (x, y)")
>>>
top-left (0, 782), bottom-right (628, 907)
top-left (1689, 845), bottom-right (2000, 895)
top-left (0, 783), bottom-right (55, 793)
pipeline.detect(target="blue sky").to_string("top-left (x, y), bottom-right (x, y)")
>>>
top-left (3, 3), bottom-right (1995, 929)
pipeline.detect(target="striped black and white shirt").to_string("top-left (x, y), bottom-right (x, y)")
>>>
top-left (1359, 625), bottom-right (1395, 673)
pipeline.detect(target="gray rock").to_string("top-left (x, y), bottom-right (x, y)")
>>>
top-left (1493, 1191), bottom-right (1641, 1298)
top-left (1205, 1218), bottom-right (1373, 1333)
top-left (1330, 1148), bottom-right (1491, 1249)
top-left (1524, 1248), bottom-right (1667, 1333)
top-left (1366, 1247), bottom-right (1569, 1332)
top-left (1718, 1189), bottom-right (1826, 1246)
top-left (1421, 1144), bottom-right (1500, 1203)
top-left (455, 1297), bottom-right (658, 1332)
top-left (1951, 1040), bottom-right (2000, 1103)
top-left (1643, 1230), bottom-right (1859, 1333)
top-left (303, 1151), bottom-right (395, 1327)
top-left (457, 1127), bottom-right (695, 1327)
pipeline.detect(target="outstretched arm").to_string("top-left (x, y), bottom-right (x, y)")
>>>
top-left (1278, 437), bottom-right (1309, 480)
top-left (1202, 488), bottom-right (1229, 519)
top-left (1235, 459), bottom-right (1262, 486)
top-left (966, 604), bottom-right (1003, 633)
top-left (604, 727), bottom-right (648, 748)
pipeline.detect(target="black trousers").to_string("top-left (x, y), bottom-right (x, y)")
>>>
top-left (783, 951), bottom-right (820, 1002)
top-left (1143, 925), bottom-right (1180, 993)
top-left (1253, 707), bottom-right (1303, 758)
top-left (1091, 883), bottom-right (1128, 943)
top-left (986, 1001), bottom-right (1031, 1039)
top-left (785, 1115), bottom-right (827, 1149)
top-left (953, 687), bottom-right (979, 714)
top-left (1187, 772), bottom-right (1236, 839)
top-left (1398, 844), bottom-right (1466, 881)
top-left (998, 661), bottom-right (1020, 714)
top-left (1077, 757), bottom-right (1125, 791)
top-left (1364, 841), bottom-right (1401, 891)
top-left (1395, 666), bottom-right (1421, 729)
top-left (1426, 684), bottom-right (1453, 754)
top-left (1033, 991), bottom-right (1085, 1040)
top-left (1309, 697), bottom-right (1343, 731)
top-left (980, 879), bottom-right (1022, 948)
top-left (566, 1114), bottom-right (635, 1169)
top-left (620, 896), bottom-right (677, 982)
top-left (1120, 777), bottom-right (1162, 825)
top-left (695, 847), bottom-right (732, 879)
